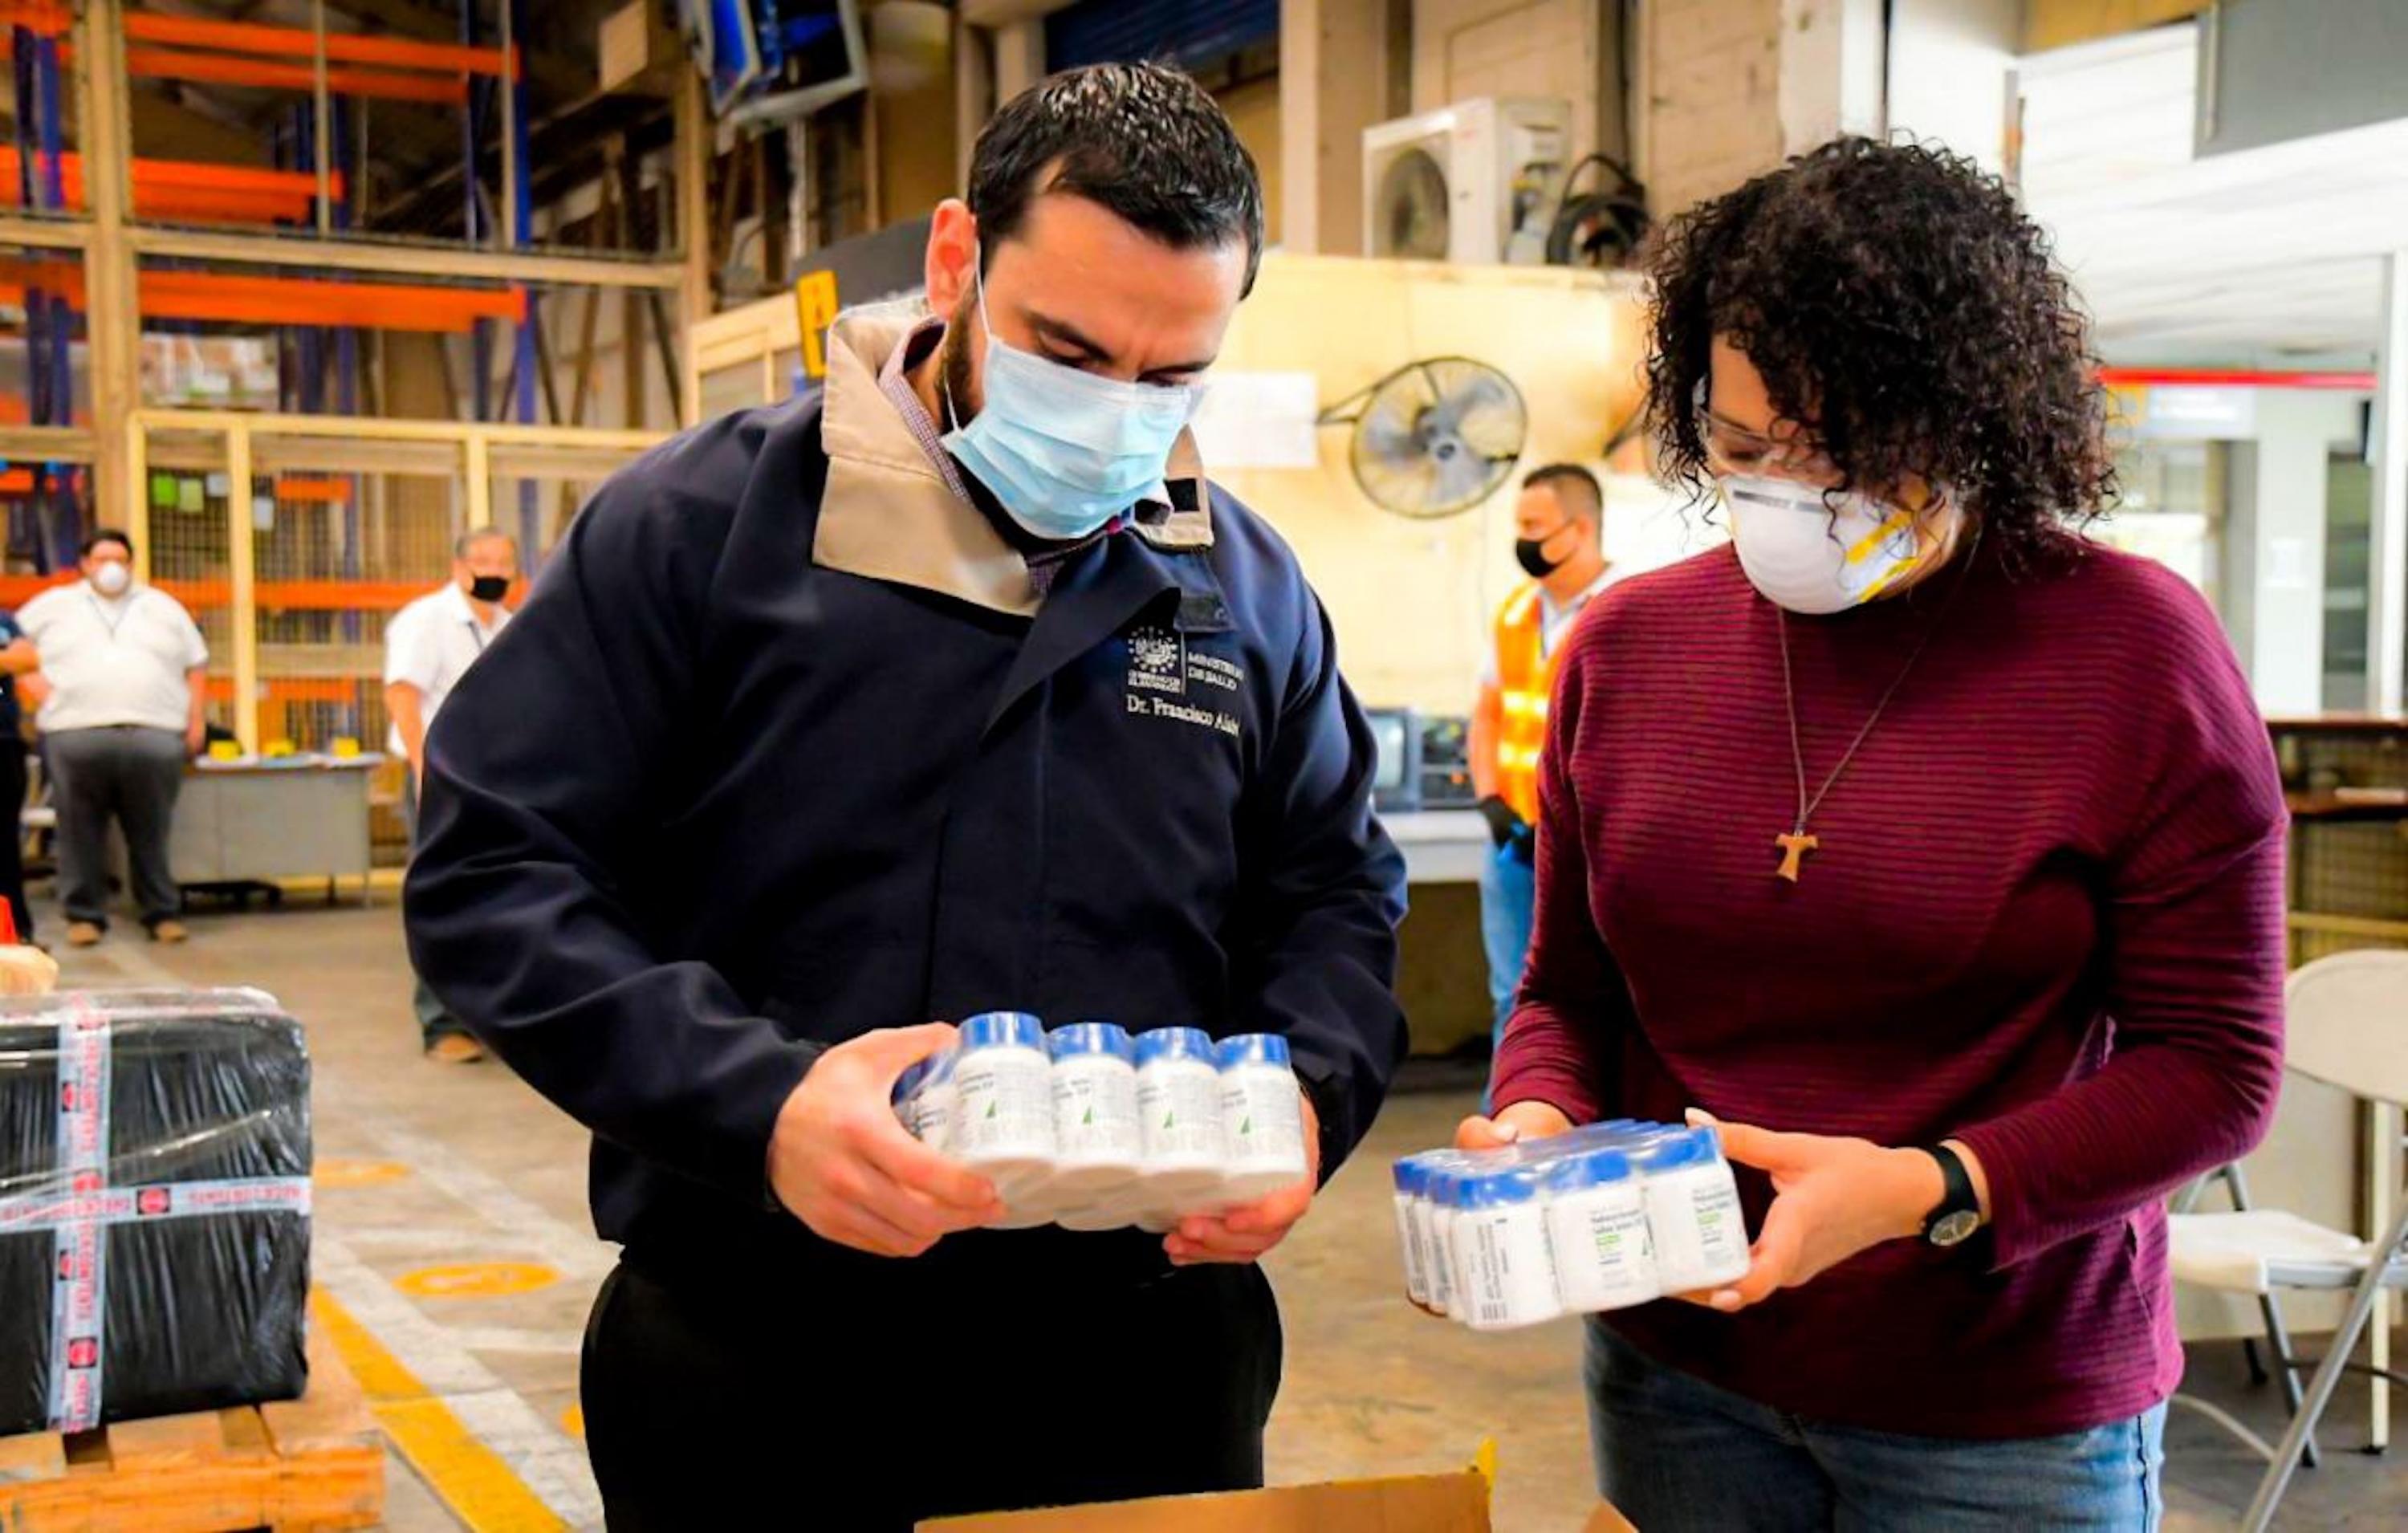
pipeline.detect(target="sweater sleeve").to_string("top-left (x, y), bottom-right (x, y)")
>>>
top-left (1488, 623), bottom-right (1634, 1125)
top-left (1954, 588), bottom-right (2288, 1267)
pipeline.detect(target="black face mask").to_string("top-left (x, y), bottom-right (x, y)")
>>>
top-left (469, 575), bottom-right (510, 604)
top-left (1515, 523), bottom-right (1575, 579)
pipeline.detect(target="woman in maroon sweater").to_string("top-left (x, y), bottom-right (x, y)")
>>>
top-left (1468, 138), bottom-right (2287, 1528)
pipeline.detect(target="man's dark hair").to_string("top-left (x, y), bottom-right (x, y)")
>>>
top-left (81, 528), bottom-right (133, 559)
top-left (968, 61), bottom-right (1265, 295)
top-left (1523, 464), bottom-right (1603, 527)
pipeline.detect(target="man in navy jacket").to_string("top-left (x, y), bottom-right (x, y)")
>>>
top-left (405, 62), bottom-right (1407, 1529)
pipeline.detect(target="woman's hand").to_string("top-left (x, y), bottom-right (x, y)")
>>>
top-left (1454, 1100), bottom-right (1574, 1151)
top-left (1682, 1112), bottom-right (1962, 1312)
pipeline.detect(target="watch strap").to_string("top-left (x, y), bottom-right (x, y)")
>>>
top-left (1919, 1144), bottom-right (1980, 1246)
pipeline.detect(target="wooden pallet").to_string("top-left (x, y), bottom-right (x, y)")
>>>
top-left (0, 1323), bottom-right (384, 1532)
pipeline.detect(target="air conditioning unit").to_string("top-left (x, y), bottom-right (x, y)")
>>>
top-left (1362, 98), bottom-right (1572, 266)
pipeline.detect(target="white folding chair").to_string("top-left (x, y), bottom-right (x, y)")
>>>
top-left (2167, 949), bottom-right (2408, 1533)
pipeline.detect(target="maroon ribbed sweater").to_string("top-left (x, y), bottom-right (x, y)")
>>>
top-left (1491, 535), bottom-right (2288, 1438)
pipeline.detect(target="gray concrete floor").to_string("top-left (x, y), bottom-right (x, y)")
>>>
top-left (42, 894), bottom-right (2408, 1530)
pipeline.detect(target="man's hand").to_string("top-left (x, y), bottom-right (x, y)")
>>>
top-left (1474, 795), bottom-right (1526, 849)
top-left (1675, 1112), bottom-right (1955, 1313)
top-left (767, 1023), bottom-right (1005, 1258)
top-left (1166, 1090), bottom-right (1321, 1266)
top-left (185, 718), bottom-right (208, 757)
top-left (1455, 1099), bottom-right (1573, 1150)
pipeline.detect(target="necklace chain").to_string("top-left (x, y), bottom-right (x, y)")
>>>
top-left (1779, 520), bottom-right (1983, 837)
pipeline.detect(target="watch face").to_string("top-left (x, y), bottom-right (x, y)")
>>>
top-left (1930, 1210), bottom-right (1981, 1248)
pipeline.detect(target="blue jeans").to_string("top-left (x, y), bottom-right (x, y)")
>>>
top-left (1478, 840), bottom-right (1535, 1093)
top-left (1585, 1323), bottom-right (2165, 1531)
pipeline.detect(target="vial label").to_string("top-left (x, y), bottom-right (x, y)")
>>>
top-left (952, 1058), bottom-right (1052, 1158)
top-left (1393, 1195), bottom-right (1428, 1305)
top-left (1423, 1207), bottom-right (1454, 1313)
top-left (1220, 1071), bottom-right (1304, 1168)
top-left (917, 1088), bottom-right (958, 1156)
top-left (1138, 1067), bottom-right (1222, 1161)
top-left (1554, 1198), bottom-right (1655, 1310)
top-left (1054, 1066), bottom-right (1139, 1159)
top-left (1691, 1175), bottom-right (1747, 1267)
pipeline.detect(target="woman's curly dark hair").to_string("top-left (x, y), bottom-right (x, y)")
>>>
top-left (1644, 136), bottom-right (2114, 553)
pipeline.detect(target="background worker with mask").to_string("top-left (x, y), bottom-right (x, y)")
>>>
top-left (18, 527), bottom-right (209, 948)
top-left (1469, 464), bottom-right (1608, 1086)
top-left (404, 63), bottom-right (1406, 1530)
top-left (383, 526), bottom-right (518, 1063)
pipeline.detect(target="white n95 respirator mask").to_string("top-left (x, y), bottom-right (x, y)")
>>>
top-left (1719, 474), bottom-right (1927, 614)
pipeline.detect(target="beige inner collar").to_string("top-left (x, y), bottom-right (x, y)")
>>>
top-left (814, 299), bottom-right (1214, 616)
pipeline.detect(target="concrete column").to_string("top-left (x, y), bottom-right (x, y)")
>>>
top-left (1279, 0), bottom-right (1405, 255)
top-left (869, 4), bottom-right (958, 218)
top-left (2375, 250), bottom-right (2408, 715)
top-left (994, 21), bottom-right (1044, 102)
top-left (953, 18), bottom-right (994, 184)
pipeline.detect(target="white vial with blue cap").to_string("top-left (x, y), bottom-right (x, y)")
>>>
top-left (1047, 1022), bottom-right (1143, 1223)
top-left (915, 1048), bottom-right (960, 1156)
top-left (1391, 1159), bottom-right (1431, 1308)
top-left (1544, 1147), bottom-right (1658, 1311)
top-left (1216, 1034), bottom-right (1307, 1203)
top-left (892, 1060), bottom-right (929, 1140)
top-left (1134, 1027), bottom-right (1224, 1212)
top-left (1458, 1169), bottom-right (1561, 1331)
top-left (1638, 1126), bottom-right (1750, 1291)
top-left (947, 1011), bottom-right (1056, 1206)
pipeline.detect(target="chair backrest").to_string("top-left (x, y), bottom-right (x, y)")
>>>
top-left (2285, 949), bottom-right (2408, 1107)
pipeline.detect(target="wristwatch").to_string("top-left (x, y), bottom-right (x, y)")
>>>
top-left (1919, 1144), bottom-right (1983, 1248)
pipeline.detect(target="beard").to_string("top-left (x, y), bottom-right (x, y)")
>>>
top-left (937, 290), bottom-right (979, 432)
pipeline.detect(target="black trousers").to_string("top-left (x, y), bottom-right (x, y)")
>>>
top-left (583, 1248), bottom-right (1283, 1531)
top-left (0, 738), bottom-right (26, 941)
top-left (47, 726), bottom-right (185, 927)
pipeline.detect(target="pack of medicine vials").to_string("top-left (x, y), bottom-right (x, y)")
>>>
top-left (893, 1012), bottom-right (1308, 1231)
top-left (1393, 1121), bottom-right (1751, 1331)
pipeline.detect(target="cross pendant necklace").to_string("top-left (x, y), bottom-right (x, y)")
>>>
top-left (1773, 520), bottom-right (1982, 884)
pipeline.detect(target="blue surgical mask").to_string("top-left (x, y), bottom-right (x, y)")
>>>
top-left (940, 254), bottom-right (1199, 543)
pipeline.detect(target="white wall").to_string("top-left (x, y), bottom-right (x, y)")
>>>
top-left (1885, 0), bottom-right (2019, 170)
top-left (2223, 390), bottom-right (2364, 714)
top-left (1414, 0), bottom-right (1604, 163)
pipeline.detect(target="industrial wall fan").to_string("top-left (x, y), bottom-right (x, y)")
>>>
top-left (1320, 359), bottom-right (1528, 518)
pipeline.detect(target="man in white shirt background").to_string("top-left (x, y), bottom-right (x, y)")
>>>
top-left (1467, 465), bottom-right (1611, 1097)
top-left (384, 527), bottom-right (517, 1063)
top-left (18, 528), bottom-right (210, 947)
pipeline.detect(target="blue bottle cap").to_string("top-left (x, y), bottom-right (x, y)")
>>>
top-left (1216, 1033), bottom-right (1292, 1070)
top-left (1635, 1128), bottom-right (1717, 1172)
top-left (1133, 1027), bottom-right (1216, 1068)
top-left (1391, 1159), bottom-right (1425, 1196)
top-left (1488, 1169), bottom-right (1544, 1206)
top-left (958, 1011), bottom-right (1046, 1053)
top-left (892, 1061), bottom-right (927, 1104)
top-left (1048, 1021), bottom-right (1135, 1063)
top-left (1545, 1147), bottom-right (1634, 1193)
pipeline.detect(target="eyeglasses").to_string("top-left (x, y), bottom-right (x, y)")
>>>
top-left (1697, 409), bottom-right (1840, 484)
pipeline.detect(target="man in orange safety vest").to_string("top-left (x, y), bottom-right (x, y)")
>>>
top-left (1468, 464), bottom-right (1610, 1099)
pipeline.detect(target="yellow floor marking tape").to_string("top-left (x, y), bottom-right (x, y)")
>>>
top-left (314, 1157), bottom-right (412, 1189)
top-left (560, 1403), bottom-right (585, 1440)
top-left (311, 1287), bottom-right (568, 1533)
top-left (395, 1260), bottom-right (561, 1299)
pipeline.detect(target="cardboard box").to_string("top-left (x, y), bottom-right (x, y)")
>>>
top-left (597, 0), bottom-right (680, 96)
top-left (917, 1466), bottom-right (1641, 1532)
top-left (919, 1469), bottom-right (1491, 1532)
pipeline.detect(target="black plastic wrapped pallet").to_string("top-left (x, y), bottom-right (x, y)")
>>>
top-left (0, 988), bottom-right (311, 1437)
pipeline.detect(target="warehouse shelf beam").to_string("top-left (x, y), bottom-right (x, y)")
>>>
top-left (121, 227), bottom-right (685, 288)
